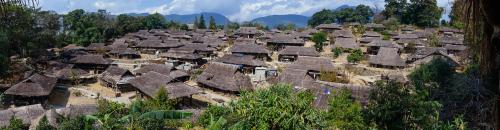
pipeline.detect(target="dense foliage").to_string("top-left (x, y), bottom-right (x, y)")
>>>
top-left (383, 0), bottom-right (443, 27)
top-left (276, 23), bottom-right (296, 31)
top-left (347, 49), bottom-right (363, 64)
top-left (198, 84), bottom-right (324, 129)
top-left (308, 5), bottom-right (374, 27)
top-left (324, 88), bottom-right (366, 129)
top-left (312, 32), bottom-right (327, 51)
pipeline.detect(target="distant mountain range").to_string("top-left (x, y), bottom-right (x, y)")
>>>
top-left (123, 5), bottom-right (364, 28)
top-left (251, 14), bottom-right (309, 28)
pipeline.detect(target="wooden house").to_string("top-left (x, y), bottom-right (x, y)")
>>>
top-left (368, 47), bottom-right (406, 69)
top-left (98, 66), bottom-right (135, 92)
top-left (278, 46), bottom-right (320, 62)
top-left (196, 62), bottom-right (253, 93)
top-left (4, 74), bottom-right (57, 106)
top-left (229, 43), bottom-right (270, 61)
top-left (267, 35), bottom-right (305, 51)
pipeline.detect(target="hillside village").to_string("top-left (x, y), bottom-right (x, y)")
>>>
top-left (0, 20), bottom-right (466, 128)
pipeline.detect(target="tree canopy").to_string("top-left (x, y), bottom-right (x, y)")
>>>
top-left (308, 5), bottom-right (374, 27)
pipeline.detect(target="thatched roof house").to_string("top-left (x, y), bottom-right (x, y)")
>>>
top-left (129, 71), bottom-right (200, 99)
top-left (216, 54), bottom-right (265, 67)
top-left (108, 48), bottom-right (141, 59)
top-left (196, 62), bottom-right (253, 92)
top-left (5, 74), bottom-right (57, 97)
top-left (135, 39), bottom-right (183, 49)
top-left (287, 56), bottom-right (335, 72)
top-left (366, 23), bottom-right (385, 30)
top-left (29, 109), bottom-right (60, 129)
top-left (85, 43), bottom-right (109, 52)
top-left (333, 30), bottom-right (355, 38)
top-left (235, 27), bottom-right (261, 38)
top-left (333, 38), bottom-right (359, 50)
top-left (9, 104), bottom-right (46, 125)
top-left (406, 47), bottom-right (459, 66)
top-left (134, 64), bottom-right (173, 75)
top-left (99, 66), bottom-right (134, 91)
top-left (366, 40), bottom-right (403, 54)
top-left (69, 54), bottom-right (110, 73)
top-left (57, 104), bottom-right (98, 118)
top-left (53, 68), bottom-right (92, 81)
top-left (369, 47), bottom-right (405, 68)
top-left (229, 43), bottom-right (270, 60)
top-left (277, 68), bottom-right (319, 89)
top-left (439, 36), bottom-right (463, 45)
top-left (278, 46), bottom-right (320, 62)
top-left (363, 31), bottom-right (381, 37)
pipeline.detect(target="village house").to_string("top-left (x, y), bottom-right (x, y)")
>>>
top-left (215, 54), bottom-right (267, 81)
top-left (108, 48), bottom-right (141, 59)
top-left (3, 74), bottom-right (57, 106)
top-left (406, 47), bottom-right (459, 67)
top-left (85, 43), bottom-right (109, 54)
top-left (315, 23), bottom-right (342, 33)
top-left (0, 104), bottom-right (46, 127)
top-left (366, 40), bottom-right (403, 55)
top-left (160, 49), bottom-right (205, 71)
top-left (53, 67), bottom-right (93, 84)
top-left (173, 43), bottom-right (217, 60)
top-left (129, 71), bottom-right (201, 101)
top-left (229, 43), bottom-right (271, 61)
top-left (360, 31), bottom-right (382, 44)
top-left (439, 36), bottom-right (467, 54)
top-left (439, 27), bottom-right (463, 36)
top-left (196, 62), bottom-right (253, 93)
top-left (333, 38), bottom-right (359, 50)
top-left (401, 26), bottom-right (415, 33)
top-left (68, 54), bottom-right (111, 74)
top-left (287, 56), bottom-right (335, 79)
top-left (98, 66), bottom-right (135, 93)
top-left (133, 64), bottom-right (190, 82)
top-left (278, 46), bottom-right (320, 62)
top-left (332, 30), bottom-right (355, 38)
top-left (234, 27), bottom-right (261, 38)
top-left (368, 47), bottom-right (406, 69)
top-left (266, 35), bottom-right (305, 51)
top-left (134, 39), bottom-right (183, 54)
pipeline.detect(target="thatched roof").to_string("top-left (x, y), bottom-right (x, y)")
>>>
top-left (439, 36), bottom-right (463, 45)
top-left (333, 30), bottom-right (355, 38)
top-left (196, 62), bottom-right (253, 92)
top-left (278, 46), bottom-right (320, 57)
top-left (0, 109), bottom-right (14, 127)
top-left (366, 40), bottom-right (403, 49)
top-left (314, 81), bottom-right (370, 106)
top-left (287, 56), bottom-right (334, 72)
top-left (401, 26), bottom-right (415, 31)
top-left (169, 70), bottom-right (189, 80)
top-left (363, 31), bottom-right (381, 37)
top-left (129, 71), bottom-right (198, 98)
top-left (334, 38), bottom-right (359, 49)
top-left (129, 71), bottom-right (173, 97)
top-left (171, 43), bottom-right (216, 52)
top-left (134, 64), bottom-right (173, 75)
top-left (160, 50), bottom-right (203, 60)
top-left (369, 47), bottom-right (405, 67)
top-left (165, 82), bottom-right (201, 99)
top-left (277, 68), bottom-right (319, 89)
top-left (234, 37), bottom-right (256, 44)
top-left (69, 55), bottom-right (110, 65)
top-left (229, 43), bottom-right (270, 54)
top-left (394, 34), bottom-right (419, 39)
top-left (109, 48), bottom-right (140, 56)
top-left (100, 66), bottom-right (133, 84)
top-left (62, 44), bottom-right (84, 51)
top-left (10, 104), bottom-right (46, 125)
top-left (267, 35), bottom-right (305, 45)
top-left (439, 27), bottom-right (462, 33)
top-left (235, 27), bottom-right (259, 35)
top-left (407, 47), bottom-right (448, 61)
top-left (359, 37), bottom-right (381, 43)
top-left (29, 109), bottom-right (60, 129)
top-left (85, 43), bottom-right (108, 51)
top-left (5, 74), bottom-right (57, 97)
top-left (57, 104), bottom-right (98, 118)
top-left (215, 54), bottom-right (266, 67)
top-left (136, 39), bottom-right (183, 48)
top-left (316, 23), bottom-right (342, 30)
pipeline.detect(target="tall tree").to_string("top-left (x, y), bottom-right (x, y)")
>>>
top-left (406, 0), bottom-right (443, 27)
top-left (383, 0), bottom-right (408, 20)
top-left (308, 9), bottom-right (336, 27)
top-left (354, 5), bottom-right (374, 24)
top-left (209, 16), bottom-right (216, 30)
top-left (198, 14), bottom-right (206, 29)
top-left (144, 13), bottom-right (165, 29)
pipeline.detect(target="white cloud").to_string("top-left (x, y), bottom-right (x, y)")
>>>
top-left (94, 1), bottom-right (117, 9)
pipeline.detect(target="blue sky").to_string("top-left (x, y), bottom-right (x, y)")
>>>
top-left (38, 0), bottom-right (454, 22)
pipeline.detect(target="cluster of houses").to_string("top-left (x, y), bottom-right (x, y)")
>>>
top-left (0, 22), bottom-right (466, 127)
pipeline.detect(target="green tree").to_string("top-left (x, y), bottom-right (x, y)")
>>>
top-left (347, 49), bottom-right (363, 64)
top-left (312, 32), bottom-right (327, 51)
top-left (365, 81), bottom-right (442, 129)
top-left (276, 23), bottom-right (296, 30)
top-left (332, 47), bottom-right (343, 58)
top-left (325, 88), bottom-right (366, 129)
top-left (383, 0), bottom-right (408, 20)
top-left (198, 15), bottom-right (206, 29)
top-left (58, 116), bottom-right (92, 130)
top-left (308, 9), bottom-right (336, 27)
top-left (35, 116), bottom-right (54, 130)
top-left (354, 5), bottom-right (374, 24)
top-left (144, 13), bottom-right (166, 29)
top-left (406, 0), bottom-right (443, 27)
top-left (116, 14), bottom-right (145, 35)
top-left (209, 16), bottom-right (217, 30)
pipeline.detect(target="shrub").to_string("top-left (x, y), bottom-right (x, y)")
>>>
top-left (325, 88), bottom-right (366, 129)
top-left (347, 49), bottom-right (363, 64)
top-left (312, 32), bottom-right (327, 51)
top-left (332, 47), bottom-right (343, 58)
